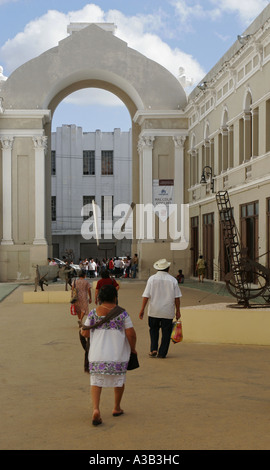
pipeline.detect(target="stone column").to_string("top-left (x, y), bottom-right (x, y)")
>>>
top-left (137, 135), bottom-right (155, 240)
top-left (1, 136), bottom-right (14, 245)
top-left (32, 136), bottom-right (48, 245)
top-left (173, 135), bottom-right (186, 208)
top-left (171, 135), bottom-right (189, 250)
top-left (138, 135), bottom-right (155, 205)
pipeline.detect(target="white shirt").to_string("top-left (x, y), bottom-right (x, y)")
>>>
top-left (114, 259), bottom-right (122, 268)
top-left (142, 270), bottom-right (182, 319)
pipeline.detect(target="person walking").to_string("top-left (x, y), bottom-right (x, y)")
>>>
top-left (131, 253), bottom-right (138, 278)
top-left (80, 285), bottom-right (137, 426)
top-left (196, 255), bottom-right (206, 282)
top-left (95, 270), bottom-right (119, 304)
top-left (113, 257), bottom-right (122, 278)
top-left (108, 258), bottom-right (114, 275)
top-left (139, 258), bottom-right (181, 358)
top-left (71, 269), bottom-right (92, 372)
top-left (88, 258), bottom-right (96, 278)
top-left (124, 256), bottom-right (131, 278)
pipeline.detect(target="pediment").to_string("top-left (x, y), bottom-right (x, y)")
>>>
top-left (1, 23), bottom-right (187, 113)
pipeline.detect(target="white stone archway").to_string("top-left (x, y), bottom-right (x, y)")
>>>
top-left (0, 23), bottom-right (188, 281)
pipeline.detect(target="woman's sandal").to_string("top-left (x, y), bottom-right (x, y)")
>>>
top-left (149, 351), bottom-right (158, 357)
top-left (113, 410), bottom-right (124, 417)
top-left (92, 418), bottom-right (102, 426)
top-left (92, 411), bottom-right (102, 426)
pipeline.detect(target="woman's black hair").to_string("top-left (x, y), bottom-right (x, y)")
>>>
top-left (79, 269), bottom-right (87, 277)
top-left (101, 270), bottom-right (110, 279)
top-left (98, 285), bottom-right (117, 303)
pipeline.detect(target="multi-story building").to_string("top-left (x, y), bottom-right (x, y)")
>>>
top-left (185, 4), bottom-right (270, 282)
top-left (51, 125), bottom-right (132, 262)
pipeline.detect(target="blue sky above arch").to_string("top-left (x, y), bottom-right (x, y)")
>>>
top-left (0, 0), bottom-right (269, 131)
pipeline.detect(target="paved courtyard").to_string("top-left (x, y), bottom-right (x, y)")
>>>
top-left (0, 279), bottom-right (270, 450)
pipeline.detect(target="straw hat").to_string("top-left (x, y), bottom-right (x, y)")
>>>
top-left (153, 258), bottom-right (171, 270)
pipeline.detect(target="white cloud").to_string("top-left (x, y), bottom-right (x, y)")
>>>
top-left (210, 0), bottom-right (269, 24)
top-left (172, 0), bottom-right (269, 27)
top-left (0, 0), bottom-right (18, 5)
top-left (0, 3), bottom-right (205, 98)
top-left (171, 0), bottom-right (220, 29)
top-left (64, 88), bottom-right (123, 107)
top-left (1, 10), bottom-right (68, 72)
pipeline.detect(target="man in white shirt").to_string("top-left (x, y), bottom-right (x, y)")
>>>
top-left (88, 258), bottom-right (96, 278)
top-left (139, 259), bottom-right (181, 358)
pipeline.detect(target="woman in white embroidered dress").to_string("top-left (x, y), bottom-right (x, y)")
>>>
top-left (81, 285), bottom-right (137, 426)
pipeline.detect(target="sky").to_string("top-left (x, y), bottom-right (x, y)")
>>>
top-left (0, 0), bottom-right (269, 132)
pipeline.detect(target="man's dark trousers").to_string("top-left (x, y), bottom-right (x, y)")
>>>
top-left (148, 316), bottom-right (173, 357)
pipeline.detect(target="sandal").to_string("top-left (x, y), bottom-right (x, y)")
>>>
top-left (149, 351), bottom-right (158, 357)
top-left (92, 418), bottom-right (102, 426)
top-left (92, 410), bottom-right (102, 426)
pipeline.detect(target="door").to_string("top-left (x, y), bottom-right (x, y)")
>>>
top-left (203, 212), bottom-right (214, 280)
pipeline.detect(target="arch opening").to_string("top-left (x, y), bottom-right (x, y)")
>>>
top-left (48, 84), bottom-right (134, 263)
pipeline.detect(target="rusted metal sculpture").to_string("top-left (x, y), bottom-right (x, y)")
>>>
top-left (216, 190), bottom-right (270, 307)
top-left (34, 264), bottom-right (76, 292)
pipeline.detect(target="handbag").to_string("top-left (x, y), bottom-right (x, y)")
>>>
top-left (127, 351), bottom-right (139, 370)
top-left (171, 320), bottom-right (183, 343)
top-left (70, 280), bottom-right (78, 304)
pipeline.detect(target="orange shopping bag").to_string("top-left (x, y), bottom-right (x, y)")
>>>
top-left (70, 304), bottom-right (77, 316)
top-left (171, 320), bottom-right (183, 343)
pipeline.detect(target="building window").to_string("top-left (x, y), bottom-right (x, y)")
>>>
top-left (51, 196), bottom-right (56, 221)
top-left (240, 201), bottom-right (259, 282)
top-left (83, 150), bottom-right (95, 175)
top-left (252, 107), bottom-right (259, 157)
top-left (101, 195), bottom-right (113, 221)
top-left (228, 125), bottom-right (234, 168)
top-left (82, 196), bottom-right (95, 221)
top-left (267, 198), bottom-right (270, 268)
top-left (101, 150), bottom-right (113, 175)
top-left (203, 212), bottom-right (214, 280)
top-left (51, 150), bottom-right (56, 175)
top-left (190, 149), bottom-right (198, 186)
top-left (191, 216), bottom-right (199, 276)
top-left (266, 99), bottom-right (270, 153)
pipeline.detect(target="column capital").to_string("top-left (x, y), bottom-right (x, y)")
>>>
top-left (220, 126), bottom-right (229, 136)
top-left (32, 135), bottom-right (48, 151)
top-left (0, 136), bottom-right (14, 150)
top-left (0, 97), bottom-right (4, 114)
top-left (137, 135), bottom-right (155, 152)
top-left (173, 135), bottom-right (186, 148)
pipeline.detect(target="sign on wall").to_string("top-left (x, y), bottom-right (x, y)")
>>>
top-left (153, 179), bottom-right (174, 221)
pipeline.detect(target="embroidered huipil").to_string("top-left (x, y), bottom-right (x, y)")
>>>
top-left (84, 309), bottom-right (133, 376)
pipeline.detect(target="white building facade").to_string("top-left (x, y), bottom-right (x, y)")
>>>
top-left (185, 4), bottom-right (270, 282)
top-left (51, 125), bottom-right (132, 262)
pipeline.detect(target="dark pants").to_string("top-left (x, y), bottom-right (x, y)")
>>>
top-left (148, 317), bottom-right (173, 358)
top-left (79, 332), bottom-right (90, 372)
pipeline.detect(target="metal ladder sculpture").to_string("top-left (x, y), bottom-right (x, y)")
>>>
top-left (216, 190), bottom-right (270, 307)
top-left (216, 190), bottom-right (249, 305)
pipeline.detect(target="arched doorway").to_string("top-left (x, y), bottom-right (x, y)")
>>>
top-left (0, 23), bottom-right (188, 281)
top-left (50, 87), bottom-right (133, 264)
